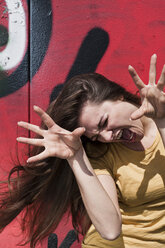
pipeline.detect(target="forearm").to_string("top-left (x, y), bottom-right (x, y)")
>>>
top-left (154, 117), bottom-right (165, 147)
top-left (67, 147), bottom-right (121, 240)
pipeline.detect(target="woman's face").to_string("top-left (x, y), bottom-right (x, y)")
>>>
top-left (79, 100), bottom-right (144, 144)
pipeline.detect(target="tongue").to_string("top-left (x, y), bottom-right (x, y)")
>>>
top-left (122, 129), bottom-right (131, 140)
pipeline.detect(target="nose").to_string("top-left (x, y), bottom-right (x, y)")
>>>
top-left (99, 130), bottom-right (113, 142)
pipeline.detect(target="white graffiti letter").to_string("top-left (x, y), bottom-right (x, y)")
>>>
top-left (0, 0), bottom-right (26, 70)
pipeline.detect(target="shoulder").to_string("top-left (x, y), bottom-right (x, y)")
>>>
top-left (85, 141), bottom-right (115, 176)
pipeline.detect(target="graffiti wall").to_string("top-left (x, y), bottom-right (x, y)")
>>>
top-left (0, 0), bottom-right (165, 247)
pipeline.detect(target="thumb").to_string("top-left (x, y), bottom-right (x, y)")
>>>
top-left (72, 127), bottom-right (86, 138)
top-left (131, 106), bottom-right (145, 120)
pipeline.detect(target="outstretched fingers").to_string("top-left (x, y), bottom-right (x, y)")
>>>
top-left (17, 137), bottom-right (44, 146)
top-left (149, 54), bottom-right (157, 85)
top-left (131, 98), bottom-right (150, 120)
top-left (72, 127), bottom-right (86, 138)
top-left (27, 151), bottom-right (47, 163)
top-left (131, 105), bottom-right (146, 120)
top-left (128, 65), bottom-right (145, 90)
top-left (157, 64), bottom-right (165, 91)
top-left (18, 121), bottom-right (43, 136)
top-left (33, 105), bottom-right (56, 129)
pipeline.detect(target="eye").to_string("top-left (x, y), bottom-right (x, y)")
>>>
top-left (101, 116), bottom-right (108, 129)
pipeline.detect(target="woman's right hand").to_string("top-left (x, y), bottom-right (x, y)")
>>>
top-left (17, 106), bottom-right (85, 163)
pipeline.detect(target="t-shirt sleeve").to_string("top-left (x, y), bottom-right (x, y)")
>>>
top-left (89, 156), bottom-right (113, 177)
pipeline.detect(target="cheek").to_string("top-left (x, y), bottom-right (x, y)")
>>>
top-left (115, 106), bottom-right (132, 120)
top-left (131, 121), bottom-right (144, 137)
top-left (119, 103), bottom-right (138, 118)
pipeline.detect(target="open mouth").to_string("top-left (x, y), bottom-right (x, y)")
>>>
top-left (115, 129), bottom-right (136, 142)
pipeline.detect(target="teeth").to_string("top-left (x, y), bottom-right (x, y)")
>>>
top-left (116, 130), bottom-right (123, 140)
top-left (130, 132), bottom-right (133, 140)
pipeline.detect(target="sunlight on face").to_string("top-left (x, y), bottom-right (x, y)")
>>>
top-left (79, 100), bottom-right (144, 143)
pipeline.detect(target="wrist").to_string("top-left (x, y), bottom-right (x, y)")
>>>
top-left (67, 146), bottom-right (95, 177)
top-left (67, 146), bottom-right (85, 163)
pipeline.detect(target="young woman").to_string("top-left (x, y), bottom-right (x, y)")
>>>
top-left (0, 54), bottom-right (165, 248)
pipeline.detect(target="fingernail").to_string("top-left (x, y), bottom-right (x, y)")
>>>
top-left (128, 65), bottom-right (133, 69)
top-left (33, 105), bottom-right (39, 110)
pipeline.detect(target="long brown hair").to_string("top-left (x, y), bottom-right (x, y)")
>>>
top-left (0, 73), bottom-right (140, 247)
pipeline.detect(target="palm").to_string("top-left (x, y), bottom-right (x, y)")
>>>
top-left (17, 106), bottom-right (85, 163)
top-left (128, 54), bottom-right (165, 120)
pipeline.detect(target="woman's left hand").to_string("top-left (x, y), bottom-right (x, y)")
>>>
top-left (128, 54), bottom-right (165, 120)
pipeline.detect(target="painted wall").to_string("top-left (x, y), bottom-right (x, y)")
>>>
top-left (0, 0), bottom-right (165, 247)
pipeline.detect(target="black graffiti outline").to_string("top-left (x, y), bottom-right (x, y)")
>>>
top-left (50, 27), bottom-right (109, 102)
top-left (0, 0), bottom-right (52, 97)
top-left (48, 230), bottom-right (78, 248)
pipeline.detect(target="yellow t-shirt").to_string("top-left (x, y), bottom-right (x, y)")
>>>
top-left (82, 131), bottom-right (165, 248)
